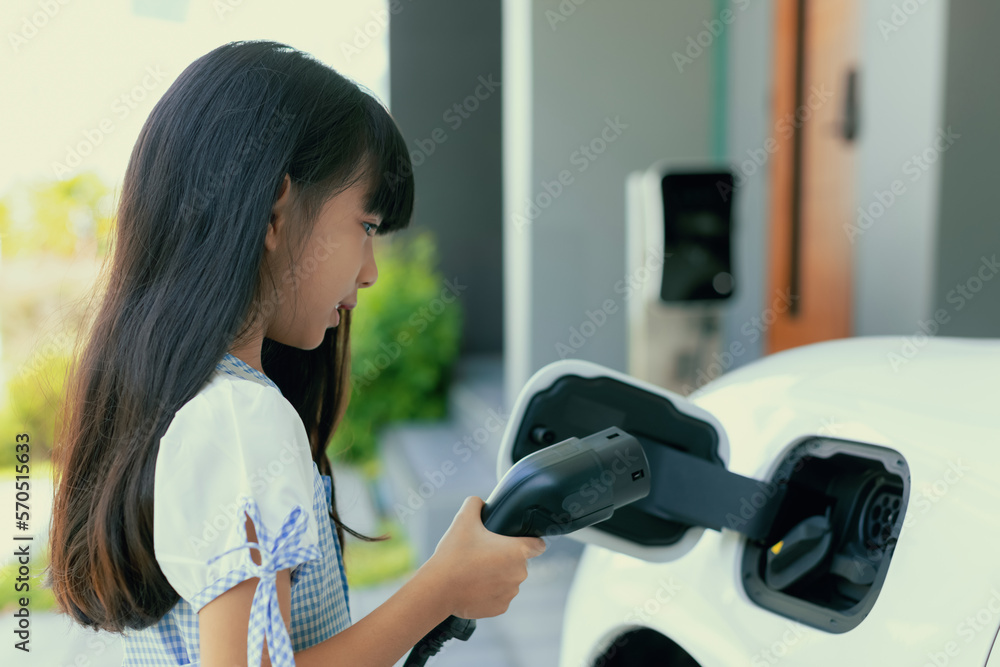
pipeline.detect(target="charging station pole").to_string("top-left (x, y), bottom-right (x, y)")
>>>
top-left (625, 163), bottom-right (736, 394)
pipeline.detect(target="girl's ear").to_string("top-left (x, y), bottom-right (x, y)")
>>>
top-left (266, 174), bottom-right (293, 252)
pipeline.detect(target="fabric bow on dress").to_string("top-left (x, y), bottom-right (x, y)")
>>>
top-left (207, 497), bottom-right (321, 667)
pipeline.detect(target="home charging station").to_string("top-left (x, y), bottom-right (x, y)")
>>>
top-left (625, 161), bottom-right (736, 393)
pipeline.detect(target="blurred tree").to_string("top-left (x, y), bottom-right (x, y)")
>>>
top-left (0, 172), bottom-right (112, 467)
top-left (0, 172), bottom-right (113, 258)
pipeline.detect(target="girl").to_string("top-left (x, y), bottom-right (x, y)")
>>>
top-left (48, 40), bottom-right (545, 667)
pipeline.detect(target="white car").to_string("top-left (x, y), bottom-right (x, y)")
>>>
top-left (496, 336), bottom-right (1000, 666)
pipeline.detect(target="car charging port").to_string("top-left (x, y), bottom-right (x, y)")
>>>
top-left (741, 437), bottom-right (910, 633)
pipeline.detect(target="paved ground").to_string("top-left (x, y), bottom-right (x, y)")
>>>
top-left (3, 537), bottom-right (582, 667)
top-left (354, 537), bottom-right (584, 667)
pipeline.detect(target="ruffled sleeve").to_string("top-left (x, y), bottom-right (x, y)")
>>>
top-left (153, 373), bottom-right (321, 666)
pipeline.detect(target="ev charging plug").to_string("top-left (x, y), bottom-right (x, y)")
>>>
top-left (403, 427), bottom-right (651, 666)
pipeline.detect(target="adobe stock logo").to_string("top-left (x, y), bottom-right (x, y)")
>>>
top-left (513, 116), bottom-right (629, 231)
top-left (844, 126), bottom-right (960, 243)
top-left (51, 66), bottom-right (169, 178)
top-left (877, 0), bottom-right (931, 42)
top-left (7, 0), bottom-right (72, 53)
top-left (671, 0), bottom-right (752, 73)
top-left (394, 407), bottom-right (509, 523)
top-left (353, 278), bottom-right (467, 389)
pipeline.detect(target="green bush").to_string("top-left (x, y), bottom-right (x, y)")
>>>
top-left (342, 520), bottom-right (416, 589)
top-left (329, 232), bottom-right (462, 463)
top-left (0, 352), bottom-right (70, 468)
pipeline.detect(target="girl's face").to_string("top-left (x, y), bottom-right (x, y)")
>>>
top-left (263, 175), bottom-right (380, 349)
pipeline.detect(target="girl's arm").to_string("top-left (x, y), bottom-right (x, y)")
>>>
top-left (199, 514), bottom-right (293, 667)
top-left (200, 571), bottom-right (292, 667)
top-left (198, 496), bottom-right (546, 667)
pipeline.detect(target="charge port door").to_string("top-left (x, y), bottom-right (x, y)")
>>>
top-left (740, 438), bottom-right (909, 632)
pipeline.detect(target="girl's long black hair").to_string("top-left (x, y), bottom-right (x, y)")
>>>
top-left (48, 40), bottom-right (414, 632)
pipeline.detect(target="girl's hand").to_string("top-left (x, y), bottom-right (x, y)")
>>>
top-left (420, 496), bottom-right (547, 619)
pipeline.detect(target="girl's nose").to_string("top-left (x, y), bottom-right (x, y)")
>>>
top-left (358, 239), bottom-right (378, 288)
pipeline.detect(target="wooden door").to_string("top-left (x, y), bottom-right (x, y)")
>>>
top-left (767, 0), bottom-right (859, 353)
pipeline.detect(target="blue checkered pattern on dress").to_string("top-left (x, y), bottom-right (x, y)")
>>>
top-left (121, 354), bottom-right (352, 666)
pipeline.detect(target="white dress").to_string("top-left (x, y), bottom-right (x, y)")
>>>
top-left (120, 354), bottom-right (351, 666)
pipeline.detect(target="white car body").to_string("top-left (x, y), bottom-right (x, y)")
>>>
top-left (497, 336), bottom-right (1000, 666)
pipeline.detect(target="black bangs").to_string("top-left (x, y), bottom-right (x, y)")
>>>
top-left (357, 94), bottom-right (414, 235)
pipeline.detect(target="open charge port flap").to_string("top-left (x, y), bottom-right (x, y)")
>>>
top-left (741, 437), bottom-right (910, 633)
top-left (512, 374), bottom-right (790, 546)
top-left (512, 374), bottom-right (726, 547)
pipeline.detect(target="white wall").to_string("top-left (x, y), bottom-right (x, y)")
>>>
top-left (853, 0), bottom-right (950, 335)
top-left (931, 0), bottom-right (1000, 337)
top-left (720, 0), bottom-right (774, 371)
top-left (504, 0), bottom-right (722, 404)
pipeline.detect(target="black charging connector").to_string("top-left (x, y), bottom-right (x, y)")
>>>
top-left (403, 427), bottom-right (651, 667)
top-left (402, 616), bottom-right (476, 667)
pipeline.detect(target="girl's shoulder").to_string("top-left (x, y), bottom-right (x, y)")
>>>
top-left (167, 354), bottom-right (300, 441)
top-left (158, 354), bottom-right (315, 489)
